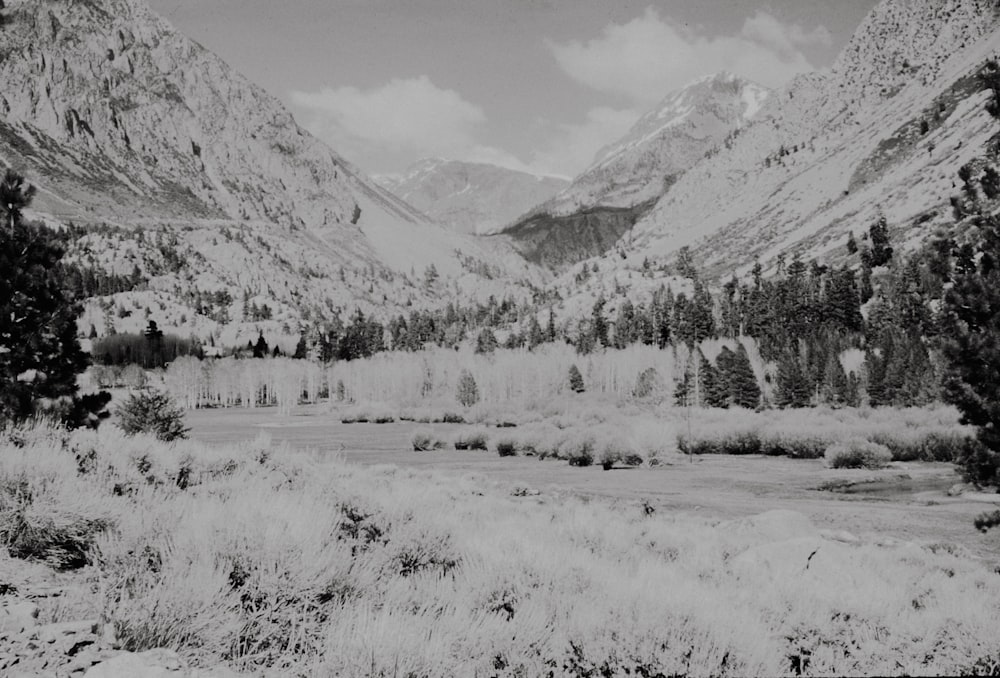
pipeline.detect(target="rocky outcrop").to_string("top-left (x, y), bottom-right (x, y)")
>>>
top-left (504, 72), bottom-right (768, 270)
top-left (569, 0), bottom-right (1000, 290)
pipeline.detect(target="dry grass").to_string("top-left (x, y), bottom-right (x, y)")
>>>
top-left (3, 424), bottom-right (999, 675)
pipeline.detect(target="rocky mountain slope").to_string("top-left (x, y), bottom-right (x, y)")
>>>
top-left (375, 158), bottom-right (567, 235)
top-left (0, 0), bottom-right (534, 345)
top-left (597, 0), bottom-right (1000, 281)
top-left (500, 73), bottom-right (770, 270)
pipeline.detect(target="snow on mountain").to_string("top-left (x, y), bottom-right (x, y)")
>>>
top-left (0, 0), bottom-right (536, 340)
top-left (375, 159), bottom-right (568, 235)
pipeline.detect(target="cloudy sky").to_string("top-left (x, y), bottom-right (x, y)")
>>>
top-left (149, 0), bottom-right (877, 179)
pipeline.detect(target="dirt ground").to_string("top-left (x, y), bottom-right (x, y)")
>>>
top-left (186, 405), bottom-right (1000, 565)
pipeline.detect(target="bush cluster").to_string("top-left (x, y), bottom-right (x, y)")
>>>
top-left (825, 440), bottom-right (893, 469)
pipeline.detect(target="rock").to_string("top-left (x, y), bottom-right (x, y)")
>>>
top-left (0, 601), bottom-right (39, 635)
top-left (947, 483), bottom-right (968, 497)
top-left (821, 529), bottom-right (860, 544)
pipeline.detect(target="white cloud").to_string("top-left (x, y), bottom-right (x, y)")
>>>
top-left (548, 8), bottom-right (827, 105)
top-left (290, 76), bottom-right (488, 170)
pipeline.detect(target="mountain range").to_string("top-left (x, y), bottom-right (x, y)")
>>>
top-left (0, 0), bottom-right (533, 344)
top-left (4, 0), bottom-right (1000, 343)
top-left (374, 159), bottom-right (567, 235)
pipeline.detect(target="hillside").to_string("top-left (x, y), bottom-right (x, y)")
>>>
top-left (600, 0), bottom-right (1000, 281)
top-left (375, 158), bottom-right (568, 235)
top-left (0, 0), bottom-right (535, 345)
top-left (499, 72), bottom-right (769, 271)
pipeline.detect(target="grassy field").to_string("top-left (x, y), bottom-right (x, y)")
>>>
top-left (4, 421), bottom-right (1000, 676)
top-left (185, 405), bottom-right (1000, 565)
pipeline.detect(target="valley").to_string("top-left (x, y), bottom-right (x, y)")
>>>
top-left (4, 0), bottom-right (1000, 675)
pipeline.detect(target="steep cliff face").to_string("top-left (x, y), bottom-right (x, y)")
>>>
top-left (500, 73), bottom-right (768, 271)
top-left (376, 159), bottom-right (568, 235)
top-left (0, 0), bottom-right (537, 340)
top-left (0, 0), bottom-right (409, 229)
top-left (596, 0), bottom-right (1000, 280)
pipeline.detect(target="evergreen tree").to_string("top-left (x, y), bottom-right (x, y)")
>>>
top-left (0, 168), bottom-right (35, 234)
top-left (546, 308), bottom-right (557, 342)
top-left (728, 344), bottom-right (761, 409)
top-left (456, 369), bottom-right (479, 407)
top-left (774, 349), bottom-right (811, 408)
top-left (938, 214), bottom-right (1000, 485)
top-left (568, 364), bottom-right (585, 393)
top-left (293, 333), bottom-right (309, 360)
top-left (821, 353), bottom-right (850, 407)
top-left (613, 299), bottom-right (637, 348)
top-left (591, 295), bottom-right (609, 348)
top-left (474, 328), bottom-right (498, 354)
top-left (869, 215), bottom-right (894, 267)
top-left (0, 170), bottom-right (107, 427)
top-left (527, 315), bottom-right (544, 350)
top-left (701, 352), bottom-right (728, 408)
top-left (117, 389), bottom-right (188, 442)
top-left (252, 331), bottom-right (269, 359)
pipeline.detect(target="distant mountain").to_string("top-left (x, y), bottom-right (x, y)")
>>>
top-left (549, 0), bottom-right (1000, 311)
top-left (501, 73), bottom-right (770, 270)
top-left (375, 159), bottom-right (568, 235)
top-left (617, 0), bottom-right (1000, 276)
top-left (0, 0), bottom-right (533, 342)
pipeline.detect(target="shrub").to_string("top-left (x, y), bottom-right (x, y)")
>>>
top-left (568, 364), bottom-right (585, 393)
top-left (633, 367), bottom-right (664, 399)
top-left (495, 438), bottom-right (518, 457)
top-left (440, 412), bottom-right (466, 424)
top-left (825, 439), bottom-right (893, 469)
top-left (453, 428), bottom-right (489, 451)
top-left (117, 389), bottom-right (189, 442)
top-left (411, 429), bottom-right (444, 452)
top-left (564, 433), bottom-right (595, 467)
top-left (456, 370), bottom-right (479, 408)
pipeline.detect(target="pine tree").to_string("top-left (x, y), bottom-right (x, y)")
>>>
top-left (938, 214), bottom-right (1000, 485)
top-left (701, 352), bottom-right (728, 408)
top-left (252, 331), bottom-right (269, 359)
top-left (568, 364), bottom-right (585, 393)
top-left (456, 369), bottom-right (479, 407)
top-left (527, 316), bottom-right (544, 350)
top-left (474, 328), bottom-right (498, 354)
top-left (293, 333), bottom-right (309, 360)
top-left (728, 344), bottom-right (761, 409)
top-left (117, 389), bottom-right (189, 442)
top-left (774, 349), bottom-right (810, 408)
top-left (591, 295), bottom-right (609, 348)
top-left (0, 170), bottom-right (107, 427)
